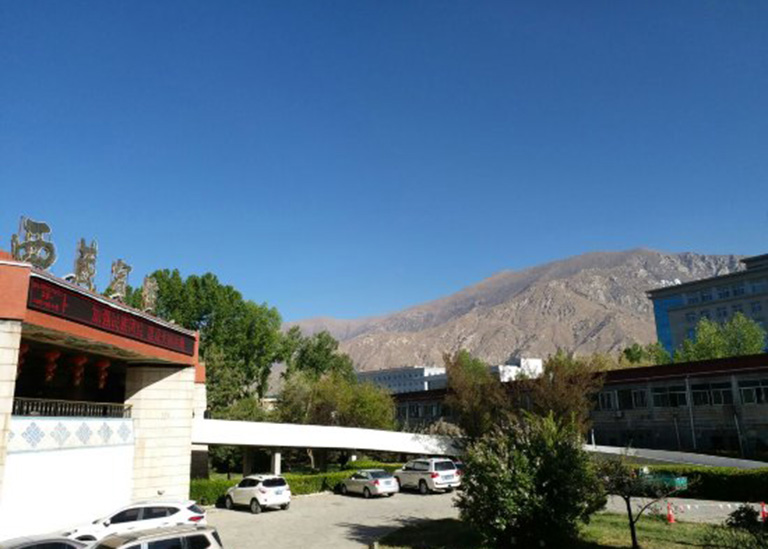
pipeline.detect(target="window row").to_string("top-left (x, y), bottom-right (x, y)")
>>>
top-left (685, 279), bottom-right (767, 305)
top-left (685, 301), bottom-right (764, 323)
top-left (596, 380), bottom-right (768, 410)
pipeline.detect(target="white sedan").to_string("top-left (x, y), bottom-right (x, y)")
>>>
top-left (339, 469), bottom-right (398, 498)
top-left (64, 501), bottom-right (206, 542)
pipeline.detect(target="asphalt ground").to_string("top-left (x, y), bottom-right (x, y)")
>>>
top-left (208, 491), bottom-right (747, 549)
top-left (207, 489), bottom-right (459, 549)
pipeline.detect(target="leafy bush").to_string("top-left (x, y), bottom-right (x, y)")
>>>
top-left (643, 465), bottom-right (768, 502)
top-left (190, 469), bottom-right (372, 504)
top-left (726, 504), bottom-right (763, 532)
top-left (457, 413), bottom-right (606, 548)
top-left (341, 460), bottom-right (402, 472)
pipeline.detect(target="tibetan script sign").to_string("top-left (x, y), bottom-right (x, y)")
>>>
top-left (28, 277), bottom-right (195, 356)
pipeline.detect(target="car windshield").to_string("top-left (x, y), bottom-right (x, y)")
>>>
top-left (262, 478), bottom-right (287, 488)
top-left (187, 504), bottom-right (205, 514)
top-left (434, 461), bottom-right (455, 471)
top-left (369, 471), bottom-right (391, 479)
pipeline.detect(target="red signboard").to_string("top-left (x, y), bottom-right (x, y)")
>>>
top-left (27, 277), bottom-right (195, 356)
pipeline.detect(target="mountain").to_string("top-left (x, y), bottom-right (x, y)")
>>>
top-left (288, 249), bottom-right (742, 371)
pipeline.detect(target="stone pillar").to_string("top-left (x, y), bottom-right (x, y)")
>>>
top-left (271, 451), bottom-right (281, 475)
top-left (126, 365), bottom-right (194, 500)
top-left (242, 447), bottom-right (255, 476)
top-left (0, 320), bottom-right (21, 502)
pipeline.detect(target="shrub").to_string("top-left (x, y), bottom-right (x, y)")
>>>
top-left (189, 469), bottom-right (373, 504)
top-left (643, 465), bottom-right (768, 502)
top-left (341, 460), bottom-right (402, 472)
top-left (457, 413), bottom-right (605, 549)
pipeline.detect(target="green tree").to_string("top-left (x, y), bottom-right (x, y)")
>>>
top-left (621, 342), bottom-right (671, 366)
top-left (457, 413), bottom-right (605, 549)
top-left (674, 313), bottom-right (766, 362)
top-left (598, 457), bottom-right (686, 549)
top-left (209, 397), bottom-right (271, 478)
top-left (284, 330), bottom-right (355, 381)
top-left (444, 350), bottom-right (510, 440)
top-left (522, 350), bottom-right (604, 433)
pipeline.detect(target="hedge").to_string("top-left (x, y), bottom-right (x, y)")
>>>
top-left (645, 465), bottom-right (768, 502)
top-left (191, 464), bottom-right (403, 505)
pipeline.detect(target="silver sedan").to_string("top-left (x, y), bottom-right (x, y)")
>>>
top-left (339, 469), bottom-right (398, 498)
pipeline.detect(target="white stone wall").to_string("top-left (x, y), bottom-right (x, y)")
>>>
top-left (126, 365), bottom-right (195, 500)
top-left (0, 418), bottom-right (134, 540)
top-left (0, 319), bottom-right (21, 503)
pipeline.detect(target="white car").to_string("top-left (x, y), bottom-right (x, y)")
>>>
top-left (90, 525), bottom-right (223, 549)
top-left (64, 501), bottom-right (206, 542)
top-left (395, 458), bottom-right (461, 494)
top-left (225, 475), bottom-right (291, 514)
top-left (339, 469), bottom-right (398, 498)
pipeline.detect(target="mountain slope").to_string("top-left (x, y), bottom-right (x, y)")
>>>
top-left (289, 249), bottom-right (741, 371)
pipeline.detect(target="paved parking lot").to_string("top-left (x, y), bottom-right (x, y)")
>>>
top-left (207, 490), bottom-right (459, 549)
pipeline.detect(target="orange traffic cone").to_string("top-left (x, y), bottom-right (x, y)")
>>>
top-left (667, 502), bottom-right (676, 524)
top-left (761, 502), bottom-right (767, 522)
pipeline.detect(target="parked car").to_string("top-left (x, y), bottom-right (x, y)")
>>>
top-left (0, 537), bottom-right (87, 549)
top-left (64, 501), bottom-right (206, 542)
top-left (91, 525), bottom-right (223, 549)
top-left (395, 458), bottom-right (461, 494)
top-left (225, 474), bottom-right (291, 514)
top-left (339, 469), bottom-right (398, 498)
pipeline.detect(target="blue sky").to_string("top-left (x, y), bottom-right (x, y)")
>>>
top-left (2, 1), bottom-right (767, 321)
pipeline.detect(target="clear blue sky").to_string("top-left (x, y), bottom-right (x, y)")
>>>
top-left (2, 1), bottom-right (767, 321)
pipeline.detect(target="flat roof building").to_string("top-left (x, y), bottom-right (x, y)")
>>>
top-left (647, 254), bottom-right (768, 354)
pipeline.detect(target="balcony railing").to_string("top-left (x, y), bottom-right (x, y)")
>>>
top-left (12, 397), bottom-right (132, 418)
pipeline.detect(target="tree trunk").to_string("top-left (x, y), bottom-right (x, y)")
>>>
top-left (625, 497), bottom-right (639, 549)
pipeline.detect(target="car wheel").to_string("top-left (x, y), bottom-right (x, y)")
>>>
top-left (419, 480), bottom-right (428, 495)
top-left (387, 493), bottom-right (395, 497)
top-left (445, 487), bottom-right (454, 493)
top-left (340, 484), bottom-right (348, 495)
top-left (363, 487), bottom-right (371, 499)
top-left (394, 477), bottom-right (402, 490)
top-left (225, 496), bottom-right (234, 510)
top-left (281, 502), bottom-right (290, 510)
top-left (250, 498), bottom-right (262, 514)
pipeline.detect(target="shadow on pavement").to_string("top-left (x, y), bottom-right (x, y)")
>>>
top-left (337, 517), bottom-right (425, 545)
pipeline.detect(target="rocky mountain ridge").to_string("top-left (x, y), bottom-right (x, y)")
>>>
top-left (288, 249), bottom-right (742, 371)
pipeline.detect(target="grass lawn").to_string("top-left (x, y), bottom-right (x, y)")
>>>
top-left (379, 513), bottom-right (717, 549)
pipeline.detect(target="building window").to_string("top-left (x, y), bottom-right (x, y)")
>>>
top-left (751, 302), bottom-right (763, 314)
top-left (733, 283), bottom-right (746, 297)
top-left (739, 380), bottom-right (768, 405)
top-left (687, 328), bottom-right (696, 340)
top-left (692, 384), bottom-right (710, 406)
top-left (685, 312), bottom-right (697, 323)
top-left (717, 286), bottom-right (731, 300)
top-left (598, 391), bottom-right (616, 411)
top-left (632, 390), bottom-right (647, 408)
top-left (687, 294), bottom-right (700, 305)
top-left (652, 386), bottom-right (687, 408)
top-left (652, 388), bottom-right (669, 408)
top-left (751, 279), bottom-right (767, 295)
top-left (700, 310), bottom-right (711, 320)
top-left (716, 307), bottom-right (728, 321)
top-left (732, 304), bottom-right (744, 315)
top-left (700, 290), bottom-right (713, 302)
top-left (710, 383), bottom-right (734, 405)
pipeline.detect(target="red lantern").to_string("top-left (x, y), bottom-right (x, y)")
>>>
top-left (95, 359), bottom-right (111, 389)
top-left (70, 355), bottom-right (88, 387)
top-left (17, 343), bottom-right (29, 375)
top-left (44, 350), bottom-right (61, 382)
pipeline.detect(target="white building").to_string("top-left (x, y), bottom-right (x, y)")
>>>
top-left (357, 366), bottom-right (446, 394)
top-left (358, 358), bottom-right (544, 394)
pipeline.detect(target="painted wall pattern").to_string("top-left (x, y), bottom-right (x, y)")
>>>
top-left (7, 417), bottom-right (134, 453)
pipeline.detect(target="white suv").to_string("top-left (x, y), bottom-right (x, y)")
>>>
top-left (65, 501), bottom-right (206, 542)
top-left (395, 458), bottom-right (460, 494)
top-left (225, 475), bottom-right (291, 514)
top-left (91, 525), bottom-right (223, 549)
